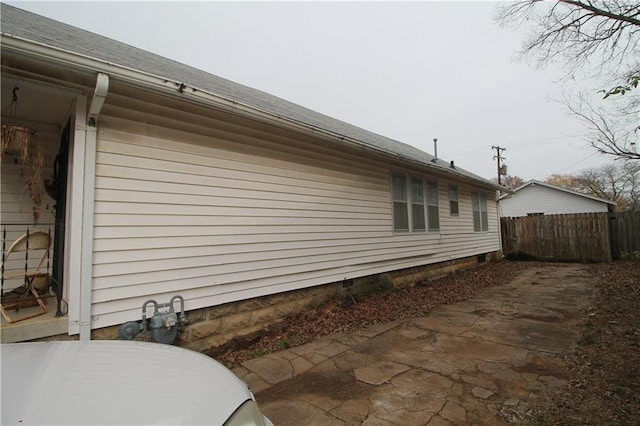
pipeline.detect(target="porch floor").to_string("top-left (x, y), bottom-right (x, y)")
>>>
top-left (1, 299), bottom-right (67, 343)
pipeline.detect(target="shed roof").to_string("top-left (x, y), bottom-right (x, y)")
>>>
top-left (1, 4), bottom-right (500, 189)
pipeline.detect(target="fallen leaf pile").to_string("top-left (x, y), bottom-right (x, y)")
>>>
top-left (534, 260), bottom-right (640, 425)
top-left (206, 260), bottom-right (530, 367)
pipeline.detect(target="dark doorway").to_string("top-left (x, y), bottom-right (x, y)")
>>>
top-left (52, 119), bottom-right (70, 317)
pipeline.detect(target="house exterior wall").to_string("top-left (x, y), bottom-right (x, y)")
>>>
top-left (499, 184), bottom-right (610, 217)
top-left (1, 5), bottom-right (504, 344)
top-left (88, 253), bottom-right (494, 351)
top-left (88, 90), bottom-right (501, 331)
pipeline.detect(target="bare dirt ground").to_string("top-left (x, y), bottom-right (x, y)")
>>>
top-left (206, 260), bottom-right (640, 425)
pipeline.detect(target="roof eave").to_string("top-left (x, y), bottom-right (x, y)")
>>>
top-left (499, 180), bottom-right (616, 205)
top-left (2, 33), bottom-right (499, 190)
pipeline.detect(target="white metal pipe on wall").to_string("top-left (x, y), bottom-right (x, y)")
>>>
top-left (78, 73), bottom-right (109, 340)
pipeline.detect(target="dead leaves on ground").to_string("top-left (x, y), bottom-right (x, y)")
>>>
top-left (210, 260), bottom-right (640, 424)
top-left (211, 261), bottom-right (529, 367)
top-left (536, 261), bottom-right (640, 425)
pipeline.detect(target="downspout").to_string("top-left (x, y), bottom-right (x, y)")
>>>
top-left (79, 72), bottom-right (109, 340)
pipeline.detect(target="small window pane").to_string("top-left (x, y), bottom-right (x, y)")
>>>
top-left (392, 174), bottom-right (407, 201)
top-left (412, 205), bottom-right (426, 230)
top-left (394, 202), bottom-right (409, 231)
top-left (449, 186), bottom-right (459, 216)
top-left (411, 179), bottom-right (424, 203)
top-left (473, 211), bottom-right (481, 232)
top-left (428, 206), bottom-right (439, 230)
top-left (472, 192), bottom-right (488, 232)
top-left (426, 181), bottom-right (438, 205)
top-left (480, 195), bottom-right (488, 231)
top-left (472, 193), bottom-right (480, 231)
top-left (392, 174), bottom-right (408, 231)
top-left (426, 181), bottom-right (439, 231)
top-left (411, 178), bottom-right (425, 231)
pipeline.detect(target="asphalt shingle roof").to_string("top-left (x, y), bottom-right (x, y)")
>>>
top-left (1, 3), bottom-right (497, 188)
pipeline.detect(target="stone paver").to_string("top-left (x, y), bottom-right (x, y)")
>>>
top-left (354, 361), bottom-right (410, 385)
top-left (471, 386), bottom-right (495, 399)
top-left (233, 264), bottom-right (594, 425)
top-left (242, 353), bottom-right (293, 384)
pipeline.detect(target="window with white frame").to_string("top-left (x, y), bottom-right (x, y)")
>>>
top-left (391, 173), bottom-right (440, 233)
top-left (472, 192), bottom-right (489, 232)
top-left (449, 185), bottom-right (459, 216)
top-left (392, 174), bottom-right (409, 231)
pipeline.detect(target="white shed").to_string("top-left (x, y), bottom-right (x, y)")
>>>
top-left (499, 180), bottom-right (616, 217)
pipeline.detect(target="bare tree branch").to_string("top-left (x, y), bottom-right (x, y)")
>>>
top-left (498, 1), bottom-right (640, 161)
top-left (497, 0), bottom-right (640, 80)
top-left (561, 89), bottom-right (640, 160)
top-left (562, 0), bottom-right (640, 27)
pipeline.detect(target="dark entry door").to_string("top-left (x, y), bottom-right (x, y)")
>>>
top-left (52, 120), bottom-right (70, 317)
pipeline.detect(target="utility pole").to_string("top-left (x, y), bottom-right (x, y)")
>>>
top-left (492, 145), bottom-right (507, 185)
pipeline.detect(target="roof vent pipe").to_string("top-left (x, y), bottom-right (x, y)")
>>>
top-left (432, 138), bottom-right (438, 162)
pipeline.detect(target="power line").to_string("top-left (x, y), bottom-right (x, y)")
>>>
top-left (502, 133), bottom-right (588, 147)
top-left (447, 135), bottom-right (589, 159)
top-left (559, 151), bottom-right (601, 173)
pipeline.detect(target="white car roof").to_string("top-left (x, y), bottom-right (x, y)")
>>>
top-left (1, 340), bottom-right (252, 425)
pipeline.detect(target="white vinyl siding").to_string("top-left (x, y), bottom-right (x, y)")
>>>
top-left (499, 184), bottom-right (612, 217)
top-left (92, 111), bottom-right (394, 327)
top-left (82, 93), bottom-right (502, 330)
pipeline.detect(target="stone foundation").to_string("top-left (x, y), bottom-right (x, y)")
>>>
top-left (389, 253), bottom-right (495, 287)
top-left (88, 252), bottom-right (499, 351)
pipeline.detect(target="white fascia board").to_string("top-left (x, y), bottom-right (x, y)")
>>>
top-left (1, 33), bottom-right (500, 190)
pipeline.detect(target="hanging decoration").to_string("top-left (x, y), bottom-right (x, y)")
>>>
top-left (1, 86), bottom-right (45, 223)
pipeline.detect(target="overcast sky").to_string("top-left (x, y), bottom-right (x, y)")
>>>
top-left (7, 0), bottom-right (613, 181)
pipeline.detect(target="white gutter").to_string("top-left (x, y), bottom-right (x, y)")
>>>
top-left (1, 33), bottom-right (502, 191)
top-left (2, 34), bottom-right (400, 160)
top-left (79, 72), bottom-right (109, 340)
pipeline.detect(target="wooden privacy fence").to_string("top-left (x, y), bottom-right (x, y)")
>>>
top-left (611, 212), bottom-right (640, 258)
top-left (501, 213), bottom-right (612, 263)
